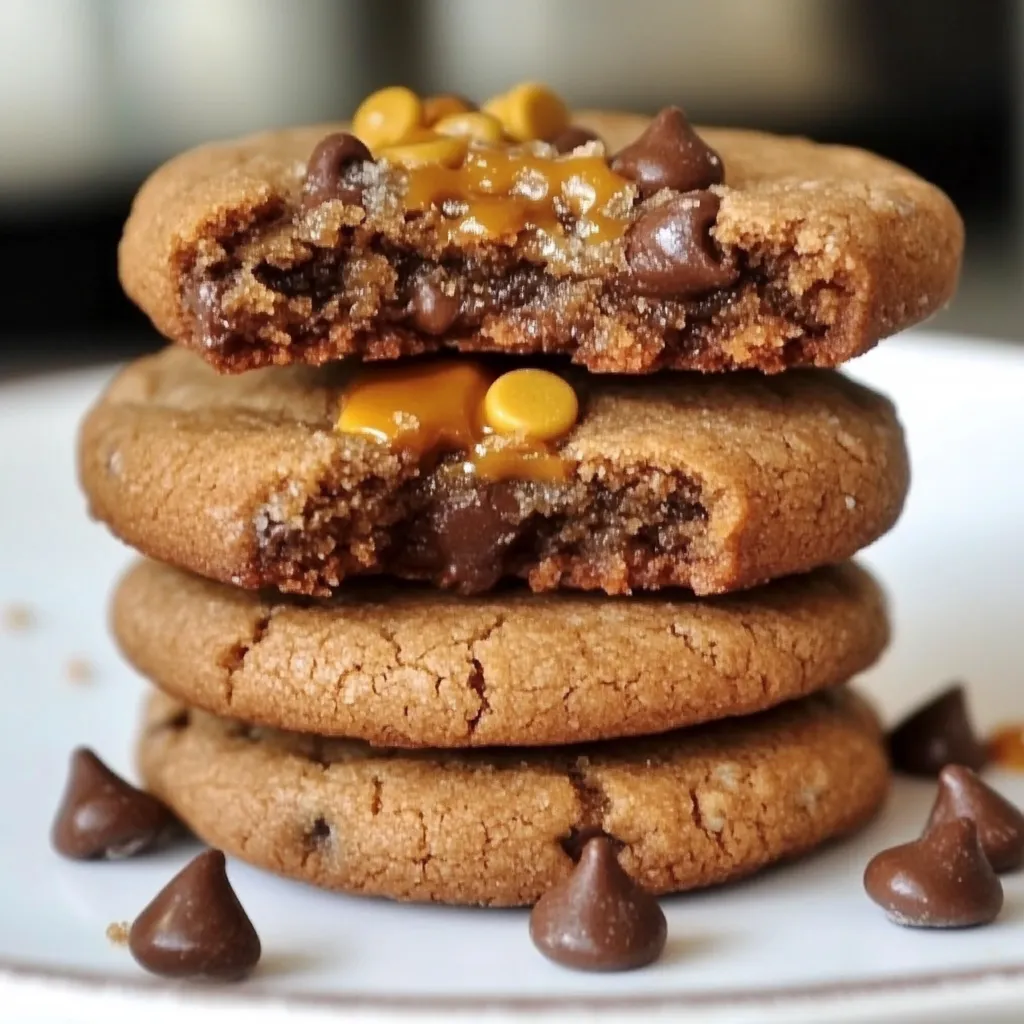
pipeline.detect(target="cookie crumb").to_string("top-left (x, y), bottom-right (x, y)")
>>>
top-left (2, 604), bottom-right (35, 631)
top-left (106, 921), bottom-right (130, 946)
top-left (65, 657), bottom-right (94, 684)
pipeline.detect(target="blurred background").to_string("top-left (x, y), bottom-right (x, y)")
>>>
top-left (0, 0), bottom-right (1020, 376)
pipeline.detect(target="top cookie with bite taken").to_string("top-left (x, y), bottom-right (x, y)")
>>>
top-left (119, 82), bottom-right (963, 375)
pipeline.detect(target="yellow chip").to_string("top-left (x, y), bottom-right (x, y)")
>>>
top-left (378, 134), bottom-right (468, 168)
top-left (483, 82), bottom-right (570, 142)
top-left (423, 94), bottom-right (474, 125)
top-left (352, 86), bottom-right (423, 149)
top-left (483, 368), bottom-right (578, 442)
top-left (434, 111), bottom-right (505, 145)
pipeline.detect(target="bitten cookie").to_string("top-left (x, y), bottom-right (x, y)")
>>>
top-left (138, 688), bottom-right (889, 906)
top-left (80, 347), bottom-right (909, 598)
top-left (114, 559), bottom-right (888, 747)
top-left (119, 104), bottom-right (962, 375)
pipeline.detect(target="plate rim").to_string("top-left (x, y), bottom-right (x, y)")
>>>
top-left (4, 955), bottom-right (1024, 1016)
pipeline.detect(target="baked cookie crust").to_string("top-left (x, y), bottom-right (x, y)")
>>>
top-left (138, 688), bottom-right (889, 906)
top-left (119, 113), bottom-right (962, 375)
top-left (79, 348), bottom-right (909, 598)
top-left (114, 559), bottom-right (888, 747)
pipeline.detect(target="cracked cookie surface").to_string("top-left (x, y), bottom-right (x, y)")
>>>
top-left (119, 112), bottom-right (962, 375)
top-left (80, 347), bottom-right (909, 598)
top-left (114, 559), bottom-right (888, 747)
top-left (137, 687), bottom-right (889, 905)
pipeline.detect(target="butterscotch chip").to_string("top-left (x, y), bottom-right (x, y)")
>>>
top-left (78, 347), bottom-right (909, 598)
top-left (483, 83), bottom-right (570, 142)
top-left (113, 559), bottom-right (888, 748)
top-left (378, 134), bottom-right (468, 169)
top-left (422, 94), bottom-right (475, 125)
top-left (137, 687), bottom-right (889, 906)
top-left (118, 111), bottom-right (962, 375)
top-left (434, 111), bottom-right (504, 145)
top-left (352, 86), bottom-right (423, 149)
top-left (483, 368), bottom-right (578, 441)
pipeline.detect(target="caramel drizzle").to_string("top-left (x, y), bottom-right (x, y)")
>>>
top-left (336, 361), bottom-right (571, 483)
top-left (402, 148), bottom-right (633, 246)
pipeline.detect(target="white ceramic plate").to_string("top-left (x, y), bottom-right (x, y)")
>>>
top-left (1, 331), bottom-right (1022, 1024)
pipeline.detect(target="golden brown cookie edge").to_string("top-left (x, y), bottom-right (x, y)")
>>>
top-left (137, 687), bottom-right (889, 906)
top-left (113, 558), bottom-right (890, 747)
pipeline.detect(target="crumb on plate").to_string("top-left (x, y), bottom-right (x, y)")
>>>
top-left (2, 604), bottom-right (35, 631)
top-left (65, 657), bottom-right (94, 684)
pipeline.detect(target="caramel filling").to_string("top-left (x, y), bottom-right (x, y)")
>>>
top-left (345, 82), bottom-right (634, 247)
top-left (336, 360), bottom-right (574, 483)
top-left (402, 148), bottom-right (632, 246)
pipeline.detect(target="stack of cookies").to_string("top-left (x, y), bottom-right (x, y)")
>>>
top-left (79, 84), bottom-right (962, 921)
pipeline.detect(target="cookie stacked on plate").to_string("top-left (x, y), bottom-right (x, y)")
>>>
top-left (80, 83), bottom-right (962, 906)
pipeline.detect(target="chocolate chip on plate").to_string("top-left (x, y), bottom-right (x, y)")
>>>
top-left (551, 125), bottom-right (602, 154)
top-left (888, 684), bottom-right (987, 777)
top-left (611, 106), bottom-right (724, 198)
top-left (926, 764), bottom-right (1024, 872)
top-left (303, 132), bottom-right (373, 208)
top-left (129, 849), bottom-right (262, 981)
top-left (864, 817), bottom-right (1003, 928)
top-left (51, 748), bottom-right (176, 860)
top-left (625, 191), bottom-right (738, 298)
top-left (529, 836), bottom-right (667, 971)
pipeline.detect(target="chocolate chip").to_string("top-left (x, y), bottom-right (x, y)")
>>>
top-left (410, 275), bottom-right (460, 335)
top-left (303, 132), bottom-right (373, 208)
top-left (184, 277), bottom-right (230, 349)
top-left (625, 191), bottom-right (738, 298)
top-left (926, 765), bottom-right (1024, 872)
top-left (51, 748), bottom-right (176, 861)
top-left (611, 106), bottom-right (724, 198)
top-left (306, 816), bottom-right (332, 847)
top-left (530, 837), bottom-right (667, 971)
top-left (864, 818), bottom-right (1003, 928)
top-left (888, 684), bottom-right (987, 777)
top-left (129, 849), bottom-right (262, 981)
top-left (551, 125), bottom-right (602, 154)
top-left (559, 826), bottom-right (623, 863)
top-left (428, 483), bottom-right (524, 594)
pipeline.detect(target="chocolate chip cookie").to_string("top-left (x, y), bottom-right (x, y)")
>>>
top-left (119, 95), bottom-right (962, 376)
top-left (114, 559), bottom-right (888, 747)
top-left (138, 687), bottom-right (889, 906)
top-left (79, 347), bottom-right (909, 598)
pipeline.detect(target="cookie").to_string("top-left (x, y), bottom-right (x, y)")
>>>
top-left (138, 687), bottom-right (889, 906)
top-left (114, 559), bottom-right (888, 747)
top-left (79, 347), bottom-right (909, 598)
top-left (118, 99), bottom-right (962, 376)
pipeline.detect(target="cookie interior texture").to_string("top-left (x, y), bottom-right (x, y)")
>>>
top-left (80, 347), bottom-right (909, 598)
top-left (119, 112), bottom-right (962, 375)
top-left (115, 559), bottom-right (888, 748)
top-left (138, 687), bottom-right (889, 906)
